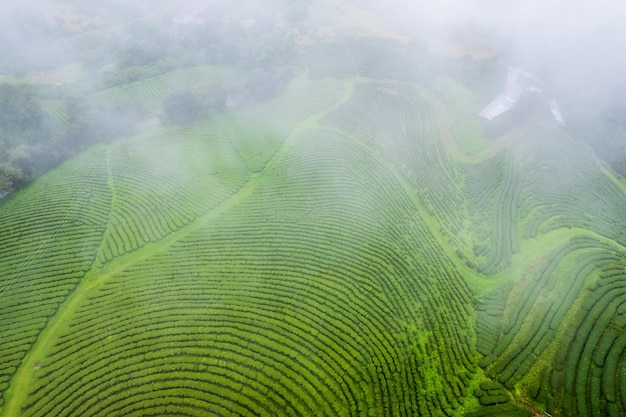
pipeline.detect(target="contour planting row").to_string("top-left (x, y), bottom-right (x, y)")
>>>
top-left (478, 151), bottom-right (524, 274)
top-left (27, 305), bottom-right (367, 416)
top-left (475, 233), bottom-right (626, 416)
top-left (479, 237), bottom-right (607, 368)
top-left (537, 244), bottom-right (626, 416)
top-left (96, 132), bottom-right (251, 263)
top-left (0, 149), bottom-right (112, 408)
top-left (245, 77), bottom-right (347, 136)
top-left (40, 99), bottom-right (72, 132)
top-left (93, 65), bottom-right (236, 113)
top-left (475, 282), bottom-right (513, 357)
top-left (275, 127), bottom-right (474, 313)
top-left (23, 126), bottom-right (476, 416)
top-left (393, 92), bottom-right (467, 233)
top-left (242, 127), bottom-right (476, 412)
top-left (320, 83), bottom-right (468, 249)
top-left (462, 123), bottom-right (626, 274)
top-left (515, 128), bottom-right (626, 244)
top-left (486, 246), bottom-right (612, 389)
top-left (461, 149), bottom-right (526, 274)
top-left (216, 78), bottom-right (345, 173)
top-left (26, 222), bottom-right (420, 416)
top-left (466, 381), bottom-right (530, 417)
top-left (462, 159), bottom-right (503, 218)
top-left (299, 128), bottom-right (473, 310)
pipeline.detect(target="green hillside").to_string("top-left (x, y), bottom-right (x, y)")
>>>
top-left (1, 70), bottom-right (626, 417)
top-left (91, 65), bottom-right (239, 116)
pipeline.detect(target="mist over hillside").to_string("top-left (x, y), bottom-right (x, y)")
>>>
top-left (1, 2), bottom-right (626, 417)
top-left (1, 0), bottom-right (625, 192)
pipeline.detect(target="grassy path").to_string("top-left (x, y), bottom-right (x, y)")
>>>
top-left (314, 119), bottom-right (487, 293)
top-left (1, 80), bottom-right (356, 417)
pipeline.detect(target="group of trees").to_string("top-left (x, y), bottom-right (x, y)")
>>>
top-left (0, 83), bottom-right (47, 191)
top-left (162, 86), bottom-right (227, 124)
top-left (0, 0), bottom-right (305, 195)
top-left (98, 7), bottom-right (299, 89)
top-left (563, 102), bottom-right (626, 178)
top-left (0, 83), bottom-right (134, 194)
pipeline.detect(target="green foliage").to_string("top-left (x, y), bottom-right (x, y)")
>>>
top-left (304, 38), bottom-right (428, 82)
top-left (0, 0), bottom-right (300, 195)
top-left (0, 83), bottom-right (44, 146)
top-left (2, 27), bottom-right (626, 415)
top-left (162, 92), bottom-right (204, 124)
top-left (0, 79), bottom-right (478, 417)
top-left (464, 404), bottom-right (531, 417)
top-left (101, 60), bottom-right (178, 88)
top-left (475, 282), bottom-right (513, 357)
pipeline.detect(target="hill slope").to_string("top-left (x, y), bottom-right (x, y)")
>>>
top-left (1, 74), bottom-right (626, 417)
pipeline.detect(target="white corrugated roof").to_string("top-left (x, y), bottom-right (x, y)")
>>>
top-left (479, 67), bottom-right (524, 120)
top-left (478, 66), bottom-right (565, 126)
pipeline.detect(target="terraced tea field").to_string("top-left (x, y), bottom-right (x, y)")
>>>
top-left (93, 65), bottom-right (239, 114)
top-left (1, 72), bottom-right (626, 416)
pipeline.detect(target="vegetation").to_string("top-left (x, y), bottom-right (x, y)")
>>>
top-left (1, 1), bottom-right (626, 416)
top-left (0, 0), bottom-right (299, 195)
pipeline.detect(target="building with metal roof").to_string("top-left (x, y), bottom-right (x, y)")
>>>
top-left (479, 66), bottom-right (564, 126)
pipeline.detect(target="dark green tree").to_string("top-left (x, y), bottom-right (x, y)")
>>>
top-left (162, 92), bottom-right (204, 124)
top-left (0, 83), bottom-right (44, 146)
top-left (162, 87), bottom-right (229, 125)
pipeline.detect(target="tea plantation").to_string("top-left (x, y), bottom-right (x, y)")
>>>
top-left (1, 71), bottom-right (625, 417)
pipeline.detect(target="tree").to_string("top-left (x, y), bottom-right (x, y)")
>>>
top-left (162, 86), bottom-right (229, 125)
top-left (63, 95), bottom-right (91, 147)
top-left (0, 83), bottom-right (44, 146)
top-left (242, 67), bottom-right (292, 101)
top-left (198, 86), bottom-right (228, 115)
top-left (162, 92), bottom-right (204, 124)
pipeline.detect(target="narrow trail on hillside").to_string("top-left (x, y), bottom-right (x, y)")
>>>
top-left (311, 119), bottom-right (484, 292)
top-left (1, 81), bottom-right (357, 417)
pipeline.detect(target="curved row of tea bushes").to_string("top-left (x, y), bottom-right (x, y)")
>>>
top-left (462, 122), bottom-right (626, 274)
top-left (216, 78), bottom-right (345, 173)
top-left (477, 151), bottom-right (524, 274)
top-left (479, 126), bottom-right (626, 417)
top-left (478, 237), bottom-right (603, 359)
top-left (516, 126), bottom-right (626, 245)
top-left (460, 147), bottom-right (531, 274)
top-left (0, 149), bottom-right (112, 408)
top-left (321, 83), bottom-right (469, 252)
top-left (98, 77), bottom-right (343, 262)
top-left (486, 246), bottom-right (610, 388)
top-left (23, 127), bottom-right (476, 416)
top-left (473, 380), bottom-right (511, 406)
top-left (96, 132), bottom-right (251, 264)
top-left (93, 65), bottom-right (236, 113)
top-left (233, 127), bottom-right (477, 413)
top-left (476, 232), bottom-right (626, 415)
top-left (3, 79), bottom-right (345, 411)
top-left (40, 99), bottom-right (72, 132)
top-left (463, 160), bottom-right (503, 219)
top-left (475, 282), bottom-right (513, 357)
top-left (537, 244), bottom-right (626, 416)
